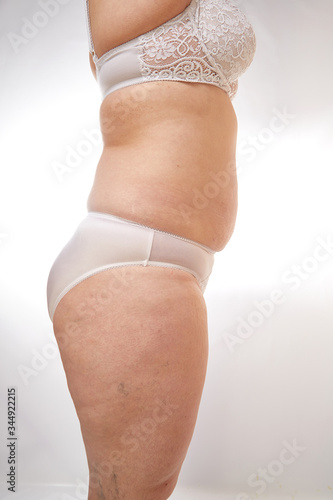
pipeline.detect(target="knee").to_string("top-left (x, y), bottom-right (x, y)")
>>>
top-left (143, 470), bottom-right (180, 500)
top-left (87, 463), bottom-right (180, 500)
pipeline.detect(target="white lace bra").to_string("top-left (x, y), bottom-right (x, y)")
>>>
top-left (85, 0), bottom-right (256, 101)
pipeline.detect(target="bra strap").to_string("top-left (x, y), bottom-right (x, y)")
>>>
top-left (84, 0), bottom-right (96, 56)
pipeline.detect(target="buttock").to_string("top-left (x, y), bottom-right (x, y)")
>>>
top-left (47, 211), bottom-right (215, 322)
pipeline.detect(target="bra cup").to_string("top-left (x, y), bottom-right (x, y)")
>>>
top-left (137, 0), bottom-right (255, 99)
top-left (197, 0), bottom-right (256, 95)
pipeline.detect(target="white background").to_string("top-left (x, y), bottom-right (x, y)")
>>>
top-left (0, 0), bottom-right (333, 498)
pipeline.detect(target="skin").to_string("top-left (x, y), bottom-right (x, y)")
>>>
top-left (53, 0), bottom-right (239, 498)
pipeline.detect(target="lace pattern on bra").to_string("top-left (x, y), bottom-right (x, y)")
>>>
top-left (137, 0), bottom-right (256, 99)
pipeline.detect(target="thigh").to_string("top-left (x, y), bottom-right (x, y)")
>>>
top-left (53, 265), bottom-right (208, 496)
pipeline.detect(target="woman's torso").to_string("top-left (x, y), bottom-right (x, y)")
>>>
top-left (86, 0), bottom-right (240, 251)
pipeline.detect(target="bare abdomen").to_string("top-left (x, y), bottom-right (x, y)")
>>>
top-left (87, 81), bottom-right (238, 251)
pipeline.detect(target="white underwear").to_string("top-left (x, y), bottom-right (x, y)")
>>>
top-left (47, 212), bottom-right (215, 321)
